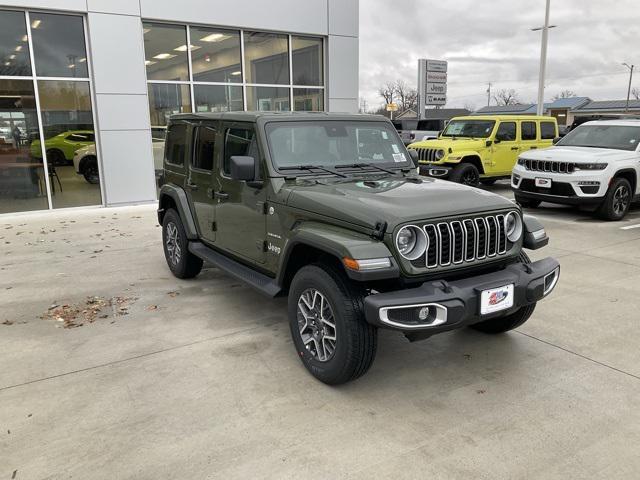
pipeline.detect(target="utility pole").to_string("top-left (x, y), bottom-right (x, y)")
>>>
top-left (532, 0), bottom-right (556, 116)
top-left (623, 63), bottom-right (634, 112)
top-left (486, 82), bottom-right (492, 106)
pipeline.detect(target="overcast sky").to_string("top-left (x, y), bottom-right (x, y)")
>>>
top-left (359, 0), bottom-right (640, 111)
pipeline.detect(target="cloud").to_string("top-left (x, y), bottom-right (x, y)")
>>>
top-left (359, 0), bottom-right (640, 110)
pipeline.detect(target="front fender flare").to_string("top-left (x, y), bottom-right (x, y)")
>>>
top-left (276, 222), bottom-right (398, 285)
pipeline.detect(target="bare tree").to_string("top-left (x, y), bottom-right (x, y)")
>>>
top-left (463, 101), bottom-right (476, 112)
top-left (493, 88), bottom-right (520, 106)
top-left (632, 87), bottom-right (640, 100)
top-left (551, 90), bottom-right (577, 101)
top-left (377, 81), bottom-right (396, 106)
top-left (395, 80), bottom-right (418, 112)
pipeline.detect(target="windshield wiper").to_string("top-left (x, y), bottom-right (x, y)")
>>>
top-left (279, 164), bottom-right (347, 178)
top-left (335, 162), bottom-right (398, 175)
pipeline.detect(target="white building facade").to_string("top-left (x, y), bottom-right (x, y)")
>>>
top-left (0, 0), bottom-right (359, 215)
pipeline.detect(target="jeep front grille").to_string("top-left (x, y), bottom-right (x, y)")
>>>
top-left (411, 214), bottom-right (509, 269)
top-left (523, 158), bottom-right (575, 173)
top-left (415, 148), bottom-right (440, 162)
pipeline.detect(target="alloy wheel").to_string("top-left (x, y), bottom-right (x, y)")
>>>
top-left (463, 170), bottom-right (479, 186)
top-left (297, 288), bottom-right (337, 362)
top-left (165, 222), bottom-right (181, 266)
top-left (613, 184), bottom-right (630, 216)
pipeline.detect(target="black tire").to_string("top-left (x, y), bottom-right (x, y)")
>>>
top-left (450, 163), bottom-right (480, 187)
top-left (288, 264), bottom-right (377, 385)
top-left (46, 149), bottom-right (65, 166)
top-left (480, 178), bottom-right (497, 186)
top-left (514, 194), bottom-right (541, 209)
top-left (597, 177), bottom-right (632, 221)
top-left (162, 209), bottom-right (203, 279)
top-left (470, 252), bottom-right (536, 334)
top-left (82, 157), bottom-right (100, 184)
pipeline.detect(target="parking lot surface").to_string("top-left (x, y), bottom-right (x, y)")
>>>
top-left (2, 183), bottom-right (640, 479)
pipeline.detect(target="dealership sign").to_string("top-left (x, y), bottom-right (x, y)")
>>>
top-left (418, 58), bottom-right (448, 113)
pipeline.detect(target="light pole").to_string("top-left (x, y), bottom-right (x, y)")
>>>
top-left (532, 0), bottom-right (556, 116)
top-left (623, 63), bottom-right (634, 112)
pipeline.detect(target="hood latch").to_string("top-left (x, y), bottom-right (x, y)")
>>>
top-left (371, 221), bottom-right (387, 240)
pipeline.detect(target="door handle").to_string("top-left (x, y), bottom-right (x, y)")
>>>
top-left (510, 146), bottom-right (519, 151)
top-left (530, 146), bottom-right (538, 149)
top-left (214, 191), bottom-right (229, 200)
top-left (186, 181), bottom-right (198, 190)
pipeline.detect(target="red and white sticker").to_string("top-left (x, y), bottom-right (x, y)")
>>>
top-left (480, 284), bottom-right (514, 315)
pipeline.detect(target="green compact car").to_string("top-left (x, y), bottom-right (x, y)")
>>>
top-left (31, 130), bottom-right (95, 165)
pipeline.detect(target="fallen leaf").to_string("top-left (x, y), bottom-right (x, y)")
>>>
top-left (145, 305), bottom-right (158, 311)
top-left (2, 320), bottom-right (14, 326)
top-left (167, 291), bottom-right (180, 298)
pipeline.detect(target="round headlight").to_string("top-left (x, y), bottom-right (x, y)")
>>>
top-left (435, 149), bottom-right (445, 160)
top-left (396, 225), bottom-right (428, 260)
top-left (504, 211), bottom-right (523, 242)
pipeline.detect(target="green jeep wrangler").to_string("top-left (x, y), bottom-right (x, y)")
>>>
top-left (157, 112), bottom-right (560, 385)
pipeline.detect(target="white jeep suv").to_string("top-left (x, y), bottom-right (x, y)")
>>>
top-left (512, 120), bottom-right (640, 220)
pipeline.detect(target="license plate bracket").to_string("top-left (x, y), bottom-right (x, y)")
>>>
top-left (535, 177), bottom-right (552, 188)
top-left (480, 284), bottom-right (514, 315)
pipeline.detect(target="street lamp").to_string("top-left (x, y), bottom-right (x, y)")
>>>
top-left (532, 0), bottom-right (557, 116)
top-left (623, 62), bottom-right (634, 112)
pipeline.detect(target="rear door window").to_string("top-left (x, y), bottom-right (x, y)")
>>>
top-left (192, 125), bottom-right (215, 171)
top-left (521, 121), bottom-right (537, 141)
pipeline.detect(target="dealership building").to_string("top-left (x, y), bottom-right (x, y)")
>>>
top-left (0, 0), bottom-right (359, 215)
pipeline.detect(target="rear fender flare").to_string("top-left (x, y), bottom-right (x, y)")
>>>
top-left (157, 184), bottom-right (198, 239)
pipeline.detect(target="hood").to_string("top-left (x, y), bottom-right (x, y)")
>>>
top-left (410, 137), bottom-right (486, 152)
top-left (521, 145), bottom-right (634, 163)
top-left (285, 175), bottom-right (514, 231)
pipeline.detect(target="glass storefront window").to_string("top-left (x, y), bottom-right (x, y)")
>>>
top-left (37, 80), bottom-right (100, 209)
top-left (243, 32), bottom-right (289, 85)
top-left (148, 83), bottom-right (191, 126)
top-left (0, 80), bottom-right (48, 213)
top-left (191, 27), bottom-right (241, 83)
top-left (293, 88), bottom-right (324, 111)
top-left (30, 13), bottom-right (88, 78)
top-left (194, 85), bottom-right (243, 113)
top-left (0, 11), bottom-right (31, 77)
top-left (143, 23), bottom-right (189, 82)
top-left (292, 36), bottom-right (323, 86)
top-left (246, 86), bottom-right (290, 111)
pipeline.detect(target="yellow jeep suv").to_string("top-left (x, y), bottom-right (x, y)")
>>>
top-left (409, 115), bottom-right (558, 186)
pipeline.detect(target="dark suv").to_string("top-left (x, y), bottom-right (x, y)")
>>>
top-left (158, 112), bottom-right (560, 385)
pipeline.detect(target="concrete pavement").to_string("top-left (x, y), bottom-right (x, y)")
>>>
top-left (2, 187), bottom-right (640, 479)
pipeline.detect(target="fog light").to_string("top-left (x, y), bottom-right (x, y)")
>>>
top-left (512, 173), bottom-right (521, 183)
top-left (578, 181), bottom-right (600, 186)
top-left (418, 307), bottom-right (430, 320)
top-left (543, 267), bottom-right (560, 296)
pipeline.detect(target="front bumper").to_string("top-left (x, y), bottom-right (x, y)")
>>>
top-left (363, 256), bottom-right (559, 338)
top-left (419, 163), bottom-right (452, 179)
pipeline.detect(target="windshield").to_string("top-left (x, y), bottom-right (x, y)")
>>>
top-left (265, 121), bottom-right (412, 170)
top-left (557, 124), bottom-right (640, 151)
top-left (441, 119), bottom-right (495, 138)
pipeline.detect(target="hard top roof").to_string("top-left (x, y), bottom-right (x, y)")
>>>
top-left (170, 111), bottom-right (389, 123)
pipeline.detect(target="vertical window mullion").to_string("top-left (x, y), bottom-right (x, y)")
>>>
top-left (240, 29), bottom-right (247, 111)
top-left (186, 25), bottom-right (195, 112)
top-left (25, 10), bottom-right (52, 210)
top-left (288, 35), bottom-right (293, 111)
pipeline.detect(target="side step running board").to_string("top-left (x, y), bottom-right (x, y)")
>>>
top-left (188, 242), bottom-right (281, 298)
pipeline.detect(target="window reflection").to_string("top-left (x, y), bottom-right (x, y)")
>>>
top-left (292, 36), bottom-right (323, 86)
top-left (293, 88), bottom-right (324, 111)
top-left (194, 85), bottom-right (243, 112)
top-left (148, 83), bottom-right (191, 126)
top-left (0, 11), bottom-right (32, 76)
top-left (30, 13), bottom-right (88, 78)
top-left (191, 27), bottom-right (241, 83)
top-left (143, 22), bottom-right (189, 81)
top-left (244, 32), bottom-right (289, 85)
top-left (0, 80), bottom-right (48, 213)
top-left (246, 86), bottom-right (289, 111)
top-left (37, 80), bottom-right (100, 208)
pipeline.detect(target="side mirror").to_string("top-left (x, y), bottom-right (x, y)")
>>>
top-left (485, 140), bottom-right (492, 147)
top-left (407, 149), bottom-right (419, 167)
top-left (494, 137), bottom-right (502, 144)
top-left (230, 155), bottom-right (257, 182)
top-left (552, 137), bottom-right (561, 145)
